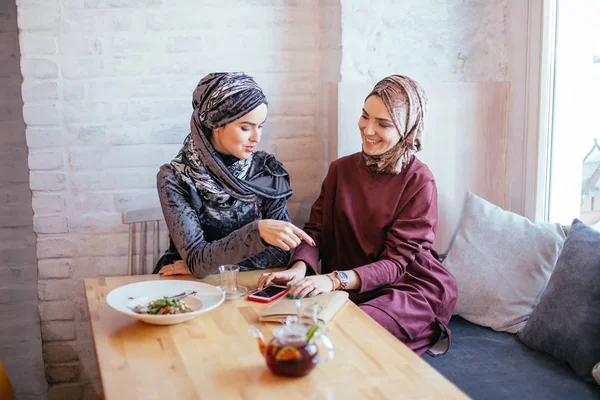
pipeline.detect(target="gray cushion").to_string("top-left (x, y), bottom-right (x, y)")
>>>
top-left (426, 317), bottom-right (600, 399)
top-left (443, 192), bottom-right (566, 333)
top-left (517, 219), bottom-right (600, 383)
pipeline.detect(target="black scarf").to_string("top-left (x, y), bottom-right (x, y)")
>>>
top-left (171, 73), bottom-right (293, 204)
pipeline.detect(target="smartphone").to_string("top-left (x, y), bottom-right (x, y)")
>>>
top-left (247, 285), bottom-right (288, 303)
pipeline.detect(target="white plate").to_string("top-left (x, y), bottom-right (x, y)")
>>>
top-left (106, 280), bottom-right (225, 325)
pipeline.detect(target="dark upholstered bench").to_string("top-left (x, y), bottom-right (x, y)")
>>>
top-left (425, 317), bottom-right (600, 400)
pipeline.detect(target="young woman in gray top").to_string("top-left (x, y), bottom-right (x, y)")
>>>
top-left (154, 72), bottom-right (314, 278)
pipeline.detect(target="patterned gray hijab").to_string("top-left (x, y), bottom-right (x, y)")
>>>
top-left (171, 72), bottom-right (292, 204)
top-left (362, 75), bottom-right (428, 175)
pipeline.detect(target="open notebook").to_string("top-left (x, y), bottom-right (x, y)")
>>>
top-left (259, 291), bottom-right (349, 324)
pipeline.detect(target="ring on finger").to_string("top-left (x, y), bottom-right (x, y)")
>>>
top-left (290, 282), bottom-right (311, 299)
top-left (299, 285), bottom-right (314, 299)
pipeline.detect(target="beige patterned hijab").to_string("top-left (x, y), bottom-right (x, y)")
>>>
top-left (362, 75), bottom-right (428, 175)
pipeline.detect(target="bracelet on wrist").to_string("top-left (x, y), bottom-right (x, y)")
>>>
top-left (326, 274), bottom-right (338, 291)
top-left (333, 270), bottom-right (349, 290)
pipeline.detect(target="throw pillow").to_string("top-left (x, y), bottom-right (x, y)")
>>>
top-left (517, 219), bottom-right (600, 383)
top-left (594, 362), bottom-right (600, 386)
top-left (443, 192), bottom-right (566, 333)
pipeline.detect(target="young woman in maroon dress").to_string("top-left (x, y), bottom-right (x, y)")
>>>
top-left (257, 75), bottom-right (458, 356)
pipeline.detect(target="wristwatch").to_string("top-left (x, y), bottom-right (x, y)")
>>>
top-left (333, 270), bottom-right (348, 290)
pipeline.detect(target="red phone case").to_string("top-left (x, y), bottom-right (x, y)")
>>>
top-left (247, 286), bottom-right (288, 303)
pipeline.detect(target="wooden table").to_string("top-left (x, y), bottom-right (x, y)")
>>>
top-left (84, 270), bottom-right (468, 400)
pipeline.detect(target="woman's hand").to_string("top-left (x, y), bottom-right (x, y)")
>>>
top-left (257, 261), bottom-right (307, 289)
top-left (158, 260), bottom-right (192, 276)
top-left (258, 220), bottom-right (315, 251)
top-left (285, 274), bottom-right (336, 299)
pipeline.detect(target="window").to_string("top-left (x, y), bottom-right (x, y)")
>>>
top-left (542, 0), bottom-right (600, 226)
top-left (581, 140), bottom-right (600, 228)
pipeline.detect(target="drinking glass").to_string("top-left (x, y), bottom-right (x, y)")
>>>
top-left (218, 265), bottom-right (247, 300)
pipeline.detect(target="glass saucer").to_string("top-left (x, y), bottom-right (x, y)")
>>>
top-left (219, 285), bottom-right (248, 301)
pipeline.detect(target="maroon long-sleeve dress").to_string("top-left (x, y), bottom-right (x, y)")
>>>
top-left (290, 153), bottom-right (458, 355)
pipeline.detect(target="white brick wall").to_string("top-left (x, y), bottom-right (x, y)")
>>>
top-left (1, 0), bottom-right (48, 398)
top-left (318, 0), bottom-right (341, 179)
top-left (339, 0), bottom-right (508, 83)
top-left (17, 0), bottom-right (323, 398)
top-left (15, 0), bottom-right (509, 398)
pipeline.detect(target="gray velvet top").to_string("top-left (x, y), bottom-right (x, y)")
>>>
top-left (154, 152), bottom-right (292, 278)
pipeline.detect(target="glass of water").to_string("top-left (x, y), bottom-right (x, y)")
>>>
top-left (218, 265), bottom-right (248, 300)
